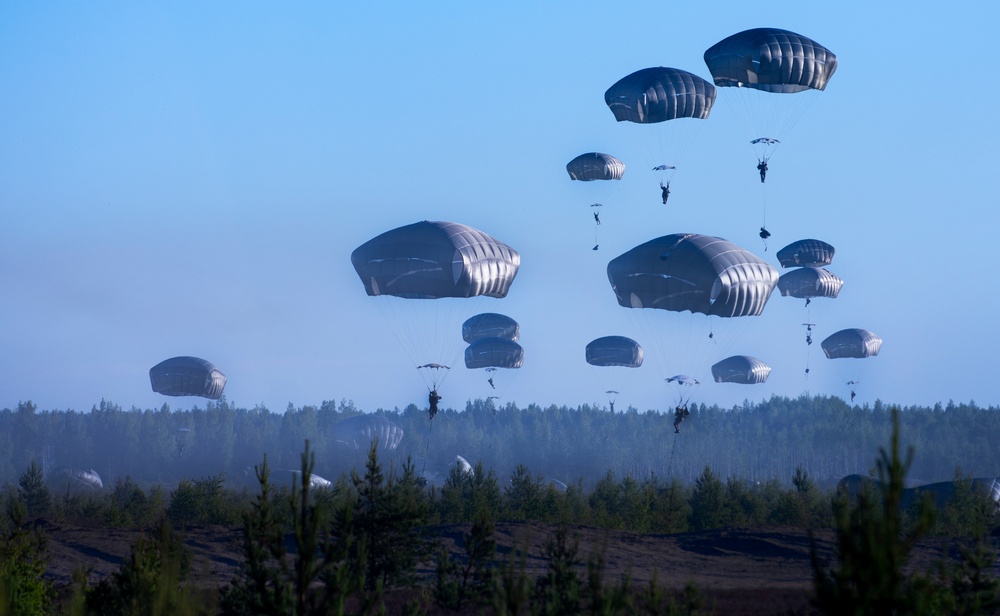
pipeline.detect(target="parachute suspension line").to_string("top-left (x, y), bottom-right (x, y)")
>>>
top-left (421, 417), bottom-right (434, 476)
top-left (666, 429), bottom-right (680, 478)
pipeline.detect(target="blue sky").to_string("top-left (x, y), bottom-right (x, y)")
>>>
top-left (3, 2), bottom-right (998, 414)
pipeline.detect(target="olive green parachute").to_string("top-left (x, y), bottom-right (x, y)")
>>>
top-left (464, 337), bottom-right (524, 370)
top-left (351, 221), bottom-right (520, 299)
top-left (777, 267), bottom-right (843, 299)
top-left (711, 355), bottom-right (771, 384)
top-left (776, 239), bottom-right (835, 268)
top-left (332, 415), bottom-right (404, 451)
top-left (149, 356), bottom-right (227, 400)
top-left (462, 313), bottom-right (520, 343)
top-left (585, 336), bottom-right (644, 368)
top-left (821, 329), bottom-right (883, 359)
top-left (704, 28), bottom-right (838, 93)
top-left (605, 67), bottom-right (716, 124)
top-left (607, 233), bottom-right (778, 317)
top-left (566, 152), bottom-right (625, 181)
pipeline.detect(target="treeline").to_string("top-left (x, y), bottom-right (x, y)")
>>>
top-left (3, 413), bottom-right (1000, 615)
top-left (2, 394), bottom-right (999, 490)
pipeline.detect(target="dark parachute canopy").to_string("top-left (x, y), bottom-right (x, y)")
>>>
top-left (605, 67), bottom-right (716, 124)
top-left (351, 221), bottom-right (520, 299)
top-left (607, 233), bottom-right (778, 317)
top-left (462, 313), bottom-right (520, 343)
top-left (777, 267), bottom-right (844, 299)
top-left (566, 152), bottom-right (625, 181)
top-left (332, 415), bottom-right (404, 451)
top-left (464, 337), bottom-right (524, 370)
top-left (821, 328), bottom-right (883, 359)
top-left (585, 336), bottom-right (644, 368)
top-left (776, 239), bottom-right (835, 268)
top-left (711, 355), bottom-right (772, 384)
top-left (703, 28), bottom-right (838, 93)
top-left (149, 356), bottom-right (227, 400)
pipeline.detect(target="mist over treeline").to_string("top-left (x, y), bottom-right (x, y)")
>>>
top-left (2, 394), bottom-right (998, 490)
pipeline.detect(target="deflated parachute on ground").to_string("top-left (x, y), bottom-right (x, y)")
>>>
top-left (607, 233), bottom-right (778, 317)
top-left (777, 267), bottom-right (843, 299)
top-left (566, 153), bottom-right (625, 181)
top-left (776, 239), bottom-right (835, 268)
top-left (149, 356), bottom-right (227, 400)
top-left (821, 329), bottom-right (883, 359)
top-left (605, 67), bottom-right (716, 124)
top-left (462, 313), bottom-right (520, 343)
top-left (703, 28), bottom-right (838, 93)
top-left (351, 221), bottom-right (520, 299)
top-left (585, 336), bottom-right (644, 368)
top-left (711, 355), bottom-right (771, 384)
top-left (464, 337), bottom-right (524, 370)
top-left (332, 415), bottom-right (404, 451)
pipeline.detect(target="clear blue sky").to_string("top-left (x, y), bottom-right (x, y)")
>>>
top-left (2, 2), bottom-right (997, 414)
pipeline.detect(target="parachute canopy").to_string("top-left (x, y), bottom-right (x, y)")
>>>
top-left (821, 329), bottom-right (883, 359)
top-left (464, 337), bottom-right (524, 370)
top-left (605, 67), bottom-right (716, 124)
top-left (777, 267), bottom-right (844, 299)
top-left (704, 28), bottom-right (838, 93)
top-left (607, 233), bottom-right (778, 317)
top-left (566, 152), bottom-right (625, 181)
top-left (332, 415), bottom-right (404, 451)
top-left (351, 221), bottom-right (520, 299)
top-left (776, 239), bottom-right (835, 268)
top-left (666, 375), bottom-right (699, 385)
top-left (462, 313), bottom-right (520, 343)
top-left (149, 356), bottom-right (227, 400)
top-left (585, 336), bottom-right (644, 368)
top-left (711, 355), bottom-right (771, 384)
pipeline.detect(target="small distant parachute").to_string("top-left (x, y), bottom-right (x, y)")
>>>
top-left (585, 336), bottom-right (644, 368)
top-left (704, 28), bottom-right (838, 94)
top-left (711, 355), bottom-right (771, 384)
top-left (666, 375), bottom-right (699, 385)
top-left (462, 313), bottom-right (520, 343)
top-left (61, 468), bottom-right (104, 490)
top-left (607, 233), bottom-right (778, 318)
top-left (777, 267), bottom-right (844, 299)
top-left (652, 164), bottom-right (676, 171)
top-left (455, 455), bottom-right (474, 476)
top-left (821, 329), bottom-right (883, 359)
top-left (149, 356), bottom-right (227, 400)
top-left (332, 415), bottom-right (404, 451)
top-left (605, 67), bottom-right (716, 124)
top-left (776, 239), bottom-right (835, 268)
top-left (566, 152), bottom-right (625, 181)
top-left (751, 137), bottom-right (779, 145)
top-left (289, 470), bottom-right (333, 489)
top-left (464, 337), bottom-right (524, 370)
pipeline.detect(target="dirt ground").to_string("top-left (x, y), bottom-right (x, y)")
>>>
top-left (37, 519), bottom-right (957, 615)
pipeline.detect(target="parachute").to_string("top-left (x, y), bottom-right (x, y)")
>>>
top-left (605, 67), bottom-right (716, 124)
top-left (566, 152), bottom-right (625, 181)
top-left (332, 415), bottom-right (404, 451)
top-left (60, 468), bottom-right (104, 490)
top-left (711, 355), bottom-right (771, 384)
top-left (351, 221), bottom-right (519, 300)
top-left (821, 328), bottom-right (883, 359)
top-left (777, 267), bottom-right (844, 300)
top-left (585, 336), bottom-right (644, 368)
top-left (586, 336), bottom-right (643, 411)
top-left (149, 356), bottom-right (227, 400)
top-left (352, 221), bottom-right (520, 389)
top-left (776, 239), bottom-right (835, 268)
top-left (704, 28), bottom-right (838, 165)
top-left (607, 233), bottom-right (778, 318)
top-left (605, 67), bottom-right (716, 190)
top-left (462, 313), bottom-right (520, 343)
top-left (464, 337), bottom-right (524, 370)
